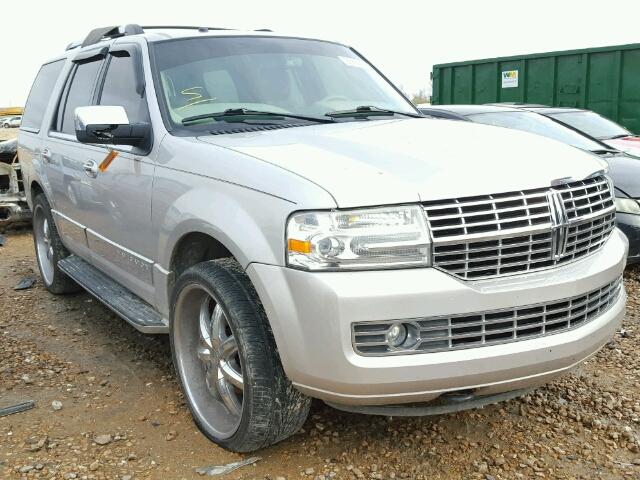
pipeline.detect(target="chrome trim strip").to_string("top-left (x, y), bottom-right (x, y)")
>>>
top-left (86, 229), bottom-right (154, 284)
top-left (51, 209), bottom-right (88, 247)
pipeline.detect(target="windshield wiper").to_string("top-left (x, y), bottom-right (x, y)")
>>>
top-left (181, 108), bottom-right (334, 125)
top-left (590, 148), bottom-right (620, 155)
top-left (325, 105), bottom-right (422, 119)
top-left (606, 134), bottom-right (633, 140)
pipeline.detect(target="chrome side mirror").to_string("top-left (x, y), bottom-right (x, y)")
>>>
top-left (74, 106), bottom-right (149, 146)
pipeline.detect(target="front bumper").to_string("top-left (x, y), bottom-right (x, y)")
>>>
top-left (617, 213), bottom-right (640, 265)
top-left (247, 229), bottom-right (628, 406)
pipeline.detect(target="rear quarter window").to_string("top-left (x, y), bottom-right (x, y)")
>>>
top-left (21, 60), bottom-right (65, 132)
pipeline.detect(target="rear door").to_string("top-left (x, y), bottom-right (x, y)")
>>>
top-left (45, 49), bottom-right (106, 259)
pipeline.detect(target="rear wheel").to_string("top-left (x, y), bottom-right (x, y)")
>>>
top-left (32, 193), bottom-right (79, 294)
top-left (171, 259), bottom-right (310, 452)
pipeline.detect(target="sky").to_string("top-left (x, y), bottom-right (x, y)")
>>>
top-left (3, 0), bottom-right (640, 106)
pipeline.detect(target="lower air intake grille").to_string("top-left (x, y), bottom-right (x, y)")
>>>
top-left (352, 276), bottom-right (623, 356)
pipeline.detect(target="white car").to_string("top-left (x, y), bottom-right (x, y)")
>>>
top-left (2, 116), bottom-right (21, 128)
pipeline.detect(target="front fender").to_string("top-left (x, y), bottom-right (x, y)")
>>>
top-left (154, 183), bottom-right (294, 270)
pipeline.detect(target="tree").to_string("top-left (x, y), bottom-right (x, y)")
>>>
top-left (411, 89), bottom-right (430, 105)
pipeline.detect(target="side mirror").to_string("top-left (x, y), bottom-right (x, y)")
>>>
top-left (74, 106), bottom-right (150, 146)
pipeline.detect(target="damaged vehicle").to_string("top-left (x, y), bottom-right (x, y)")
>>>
top-left (0, 138), bottom-right (30, 230)
top-left (19, 25), bottom-right (627, 453)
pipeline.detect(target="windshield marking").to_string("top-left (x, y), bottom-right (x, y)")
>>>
top-left (177, 87), bottom-right (217, 111)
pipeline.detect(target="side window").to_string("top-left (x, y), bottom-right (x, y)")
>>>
top-left (22, 60), bottom-right (65, 131)
top-left (58, 60), bottom-right (103, 135)
top-left (99, 53), bottom-right (148, 123)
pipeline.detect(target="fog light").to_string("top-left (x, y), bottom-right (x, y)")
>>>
top-left (386, 322), bottom-right (408, 347)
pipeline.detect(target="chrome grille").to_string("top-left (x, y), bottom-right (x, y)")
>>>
top-left (556, 177), bottom-right (616, 220)
top-left (352, 276), bottom-right (623, 356)
top-left (560, 213), bottom-right (616, 263)
top-left (424, 175), bottom-right (615, 279)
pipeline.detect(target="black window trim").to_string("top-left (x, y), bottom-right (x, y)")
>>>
top-left (48, 42), bottom-right (153, 155)
top-left (95, 43), bottom-right (147, 103)
top-left (72, 46), bottom-right (109, 65)
top-left (95, 42), bottom-right (153, 154)
top-left (49, 44), bottom-right (109, 134)
top-left (48, 59), bottom-right (105, 136)
top-left (19, 58), bottom-right (66, 134)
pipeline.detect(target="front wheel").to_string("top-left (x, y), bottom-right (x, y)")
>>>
top-left (170, 259), bottom-right (310, 452)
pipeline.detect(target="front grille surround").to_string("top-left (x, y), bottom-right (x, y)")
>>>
top-left (352, 276), bottom-right (623, 356)
top-left (424, 175), bottom-right (615, 280)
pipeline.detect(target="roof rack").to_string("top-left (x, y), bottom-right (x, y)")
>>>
top-left (67, 24), bottom-right (273, 50)
top-left (66, 24), bottom-right (142, 50)
top-left (82, 25), bottom-right (144, 47)
top-left (141, 25), bottom-right (233, 32)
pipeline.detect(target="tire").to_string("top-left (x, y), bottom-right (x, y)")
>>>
top-left (32, 193), bottom-right (80, 294)
top-left (170, 259), bottom-right (310, 452)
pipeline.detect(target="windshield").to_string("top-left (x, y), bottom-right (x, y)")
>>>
top-left (151, 36), bottom-right (416, 131)
top-left (546, 110), bottom-right (631, 140)
top-left (466, 111), bottom-right (607, 152)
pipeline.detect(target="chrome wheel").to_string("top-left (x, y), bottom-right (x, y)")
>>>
top-left (34, 204), bottom-right (54, 285)
top-left (173, 284), bottom-right (244, 439)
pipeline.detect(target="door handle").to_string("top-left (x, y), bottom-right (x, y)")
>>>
top-left (42, 148), bottom-right (52, 163)
top-left (83, 160), bottom-right (99, 178)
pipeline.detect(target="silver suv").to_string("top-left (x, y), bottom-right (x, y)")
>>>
top-left (18, 25), bottom-right (628, 452)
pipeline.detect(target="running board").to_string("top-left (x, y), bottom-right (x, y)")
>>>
top-left (58, 255), bottom-right (168, 334)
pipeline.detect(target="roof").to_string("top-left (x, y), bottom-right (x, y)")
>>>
top-left (494, 104), bottom-right (588, 115)
top-left (144, 28), bottom-right (292, 43)
top-left (523, 107), bottom-right (586, 115)
top-left (422, 104), bottom-right (522, 116)
top-left (485, 102), bottom-right (549, 108)
top-left (65, 24), bottom-right (335, 51)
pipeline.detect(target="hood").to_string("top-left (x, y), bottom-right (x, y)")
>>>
top-left (198, 118), bottom-right (607, 207)
top-left (604, 138), bottom-right (640, 159)
top-left (605, 153), bottom-right (640, 198)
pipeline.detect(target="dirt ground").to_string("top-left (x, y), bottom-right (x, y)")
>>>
top-left (1, 232), bottom-right (640, 480)
top-left (0, 128), bottom-right (19, 141)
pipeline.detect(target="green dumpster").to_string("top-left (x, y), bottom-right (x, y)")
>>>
top-left (432, 43), bottom-right (640, 133)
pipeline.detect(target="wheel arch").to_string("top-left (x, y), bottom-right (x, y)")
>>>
top-left (169, 230), bottom-right (235, 280)
top-left (151, 181), bottom-right (301, 319)
top-left (29, 179), bottom-right (45, 207)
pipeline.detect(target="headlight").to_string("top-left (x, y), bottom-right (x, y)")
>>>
top-left (616, 197), bottom-right (640, 215)
top-left (286, 205), bottom-right (431, 270)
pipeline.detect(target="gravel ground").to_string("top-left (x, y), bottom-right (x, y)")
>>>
top-left (0, 128), bottom-right (19, 141)
top-left (1, 232), bottom-right (640, 479)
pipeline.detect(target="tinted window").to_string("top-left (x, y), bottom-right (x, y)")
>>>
top-left (59, 60), bottom-right (102, 134)
top-left (22, 60), bottom-right (64, 131)
top-left (467, 111), bottom-right (606, 152)
top-left (99, 53), bottom-right (148, 123)
top-left (548, 111), bottom-right (631, 140)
